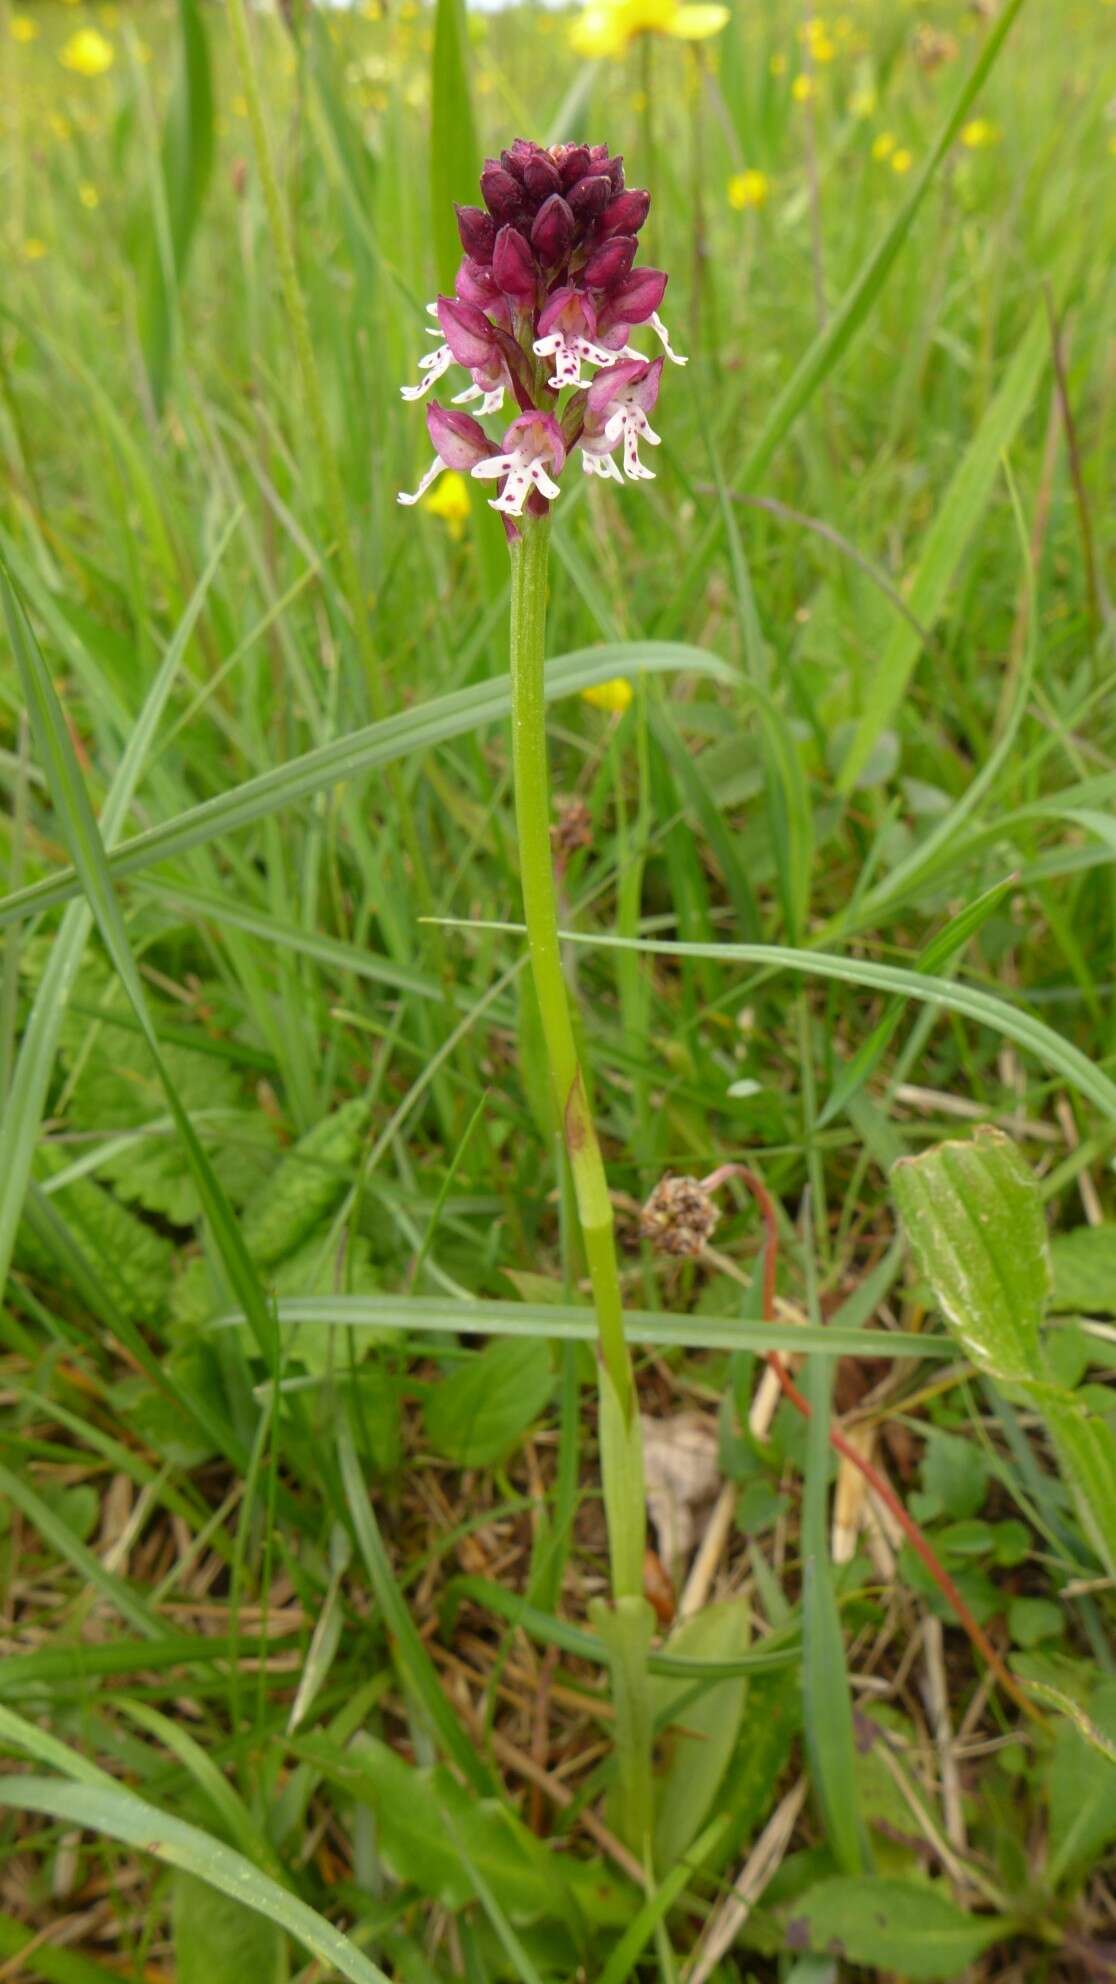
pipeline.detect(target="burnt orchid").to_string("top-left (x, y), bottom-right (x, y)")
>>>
top-left (398, 138), bottom-right (684, 528)
top-left (404, 142), bottom-right (681, 1857)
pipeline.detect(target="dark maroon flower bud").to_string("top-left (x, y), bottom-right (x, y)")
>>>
top-left (568, 174), bottom-right (613, 220)
top-left (587, 145), bottom-right (625, 192)
top-left (531, 192), bottom-right (575, 265)
top-left (583, 233), bottom-right (638, 289)
top-left (455, 204), bottom-right (496, 264)
top-left (480, 162), bottom-right (524, 223)
top-left (522, 152), bottom-right (562, 202)
top-left (500, 138), bottom-right (539, 182)
top-left (453, 260), bottom-right (511, 331)
top-left (606, 266), bottom-right (668, 325)
top-left (557, 144), bottom-right (591, 188)
top-left (492, 224), bottom-right (538, 304)
top-left (597, 188), bottom-right (651, 239)
top-left (426, 402), bottom-right (492, 470)
top-left (436, 294), bottom-right (496, 370)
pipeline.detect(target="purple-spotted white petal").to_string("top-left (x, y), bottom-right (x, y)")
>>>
top-left (471, 411), bottom-right (567, 517)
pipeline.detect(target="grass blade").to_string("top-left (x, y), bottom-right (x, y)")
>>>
top-left (137, 0), bottom-right (215, 408)
top-left (0, 514), bottom-right (238, 1314)
top-left (430, 0), bottom-right (478, 289)
top-left (0, 643), bottom-right (736, 932)
top-left (839, 303), bottom-right (1051, 790)
top-left (1, 564), bottom-right (277, 1366)
top-left (337, 1415), bottom-right (494, 1793)
top-left (219, 1293), bottom-right (948, 1361)
top-left (0, 1779), bottom-right (389, 1984)
top-left (460, 927), bottom-right (1116, 1126)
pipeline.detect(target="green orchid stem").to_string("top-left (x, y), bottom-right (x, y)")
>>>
top-left (508, 514), bottom-right (646, 1603)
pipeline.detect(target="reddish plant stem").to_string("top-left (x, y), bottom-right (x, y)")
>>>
top-left (701, 1163), bottom-right (1042, 1726)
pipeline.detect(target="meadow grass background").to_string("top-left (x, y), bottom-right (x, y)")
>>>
top-left (2, 0), bottom-right (1116, 1975)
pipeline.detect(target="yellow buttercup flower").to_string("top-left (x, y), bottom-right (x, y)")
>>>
top-left (571, 0), bottom-right (729, 61)
top-left (20, 239), bottom-right (48, 262)
top-left (420, 470), bottom-right (471, 539)
top-left (9, 15), bottom-right (40, 42)
top-left (60, 27), bottom-right (115, 75)
top-left (791, 74), bottom-right (816, 103)
top-left (871, 130), bottom-right (896, 160)
top-left (728, 169), bottom-right (770, 211)
top-left (581, 678), bottom-right (633, 714)
top-left (960, 118), bottom-right (1000, 149)
top-left (891, 147), bottom-right (913, 174)
top-left (78, 182), bottom-right (99, 209)
top-left (799, 16), bottom-right (836, 60)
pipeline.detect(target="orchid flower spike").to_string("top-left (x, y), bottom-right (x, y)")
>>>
top-left (396, 138), bottom-right (683, 532)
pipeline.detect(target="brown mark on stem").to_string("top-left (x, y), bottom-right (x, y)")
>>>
top-left (563, 1070), bottom-right (589, 1157)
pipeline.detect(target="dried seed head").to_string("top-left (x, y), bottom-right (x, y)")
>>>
top-left (640, 1174), bottom-right (720, 1258)
top-left (551, 796), bottom-right (593, 863)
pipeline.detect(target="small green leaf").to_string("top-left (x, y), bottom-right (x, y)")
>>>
top-left (1008, 1598), bottom-right (1062, 1649)
top-left (892, 1128), bottom-right (1116, 1576)
top-left (1047, 1681), bottom-right (1116, 1888)
top-left (922, 1430), bottom-right (990, 1521)
top-left (172, 1873), bottom-right (287, 1984)
top-left (651, 1598), bottom-right (750, 1873)
top-left (1050, 1226), bottom-right (1116, 1316)
top-left (424, 1338), bottom-right (552, 1467)
top-left (786, 1876), bottom-right (1009, 1978)
top-left (241, 1097), bottom-right (369, 1269)
top-left (891, 1125), bottom-right (1050, 1383)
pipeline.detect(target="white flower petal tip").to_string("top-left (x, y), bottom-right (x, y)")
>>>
top-left (400, 343), bottom-right (455, 401)
top-left (397, 456), bottom-right (447, 506)
top-left (649, 312), bottom-right (688, 365)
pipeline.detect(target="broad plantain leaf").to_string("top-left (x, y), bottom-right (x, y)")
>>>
top-left (786, 1876), bottom-right (1010, 1979)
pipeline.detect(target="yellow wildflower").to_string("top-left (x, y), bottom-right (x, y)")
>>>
top-left (791, 74), bottom-right (816, 103)
top-left (571, 0), bottom-right (728, 60)
top-left (728, 169), bottom-right (770, 211)
top-left (20, 239), bottom-right (48, 262)
top-left (60, 27), bottom-right (115, 75)
top-left (9, 15), bottom-right (39, 41)
top-left (581, 679), bottom-right (633, 714)
top-left (871, 131), bottom-right (896, 160)
top-left (891, 147), bottom-right (913, 174)
top-left (78, 182), bottom-right (99, 209)
top-left (420, 471), bottom-right (471, 540)
top-left (960, 118), bottom-right (1000, 149)
top-left (800, 17), bottom-right (836, 60)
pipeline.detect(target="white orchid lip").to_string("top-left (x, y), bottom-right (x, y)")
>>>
top-left (580, 357), bottom-right (664, 482)
top-left (400, 341), bottom-right (455, 402)
top-left (532, 327), bottom-right (621, 389)
top-left (471, 414), bottom-right (567, 517)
